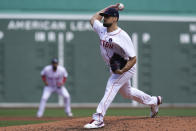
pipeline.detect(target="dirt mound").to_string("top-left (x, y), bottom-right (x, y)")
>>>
top-left (1, 116), bottom-right (196, 131)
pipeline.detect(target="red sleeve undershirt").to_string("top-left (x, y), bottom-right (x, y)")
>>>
top-left (62, 77), bottom-right (67, 84)
top-left (42, 75), bottom-right (46, 82)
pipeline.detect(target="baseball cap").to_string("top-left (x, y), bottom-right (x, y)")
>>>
top-left (51, 58), bottom-right (58, 64)
top-left (100, 8), bottom-right (119, 18)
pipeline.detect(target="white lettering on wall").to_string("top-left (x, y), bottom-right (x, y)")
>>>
top-left (190, 24), bottom-right (196, 32)
top-left (35, 32), bottom-right (46, 42)
top-left (8, 20), bottom-right (66, 31)
top-left (70, 21), bottom-right (92, 31)
top-left (48, 32), bottom-right (56, 42)
top-left (66, 32), bottom-right (74, 42)
top-left (180, 33), bottom-right (190, 44)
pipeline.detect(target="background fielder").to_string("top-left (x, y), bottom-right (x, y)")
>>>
top-left (84, 3), bottom-right (162, 129)
top-left (37, 58), bottom-right (73, 117)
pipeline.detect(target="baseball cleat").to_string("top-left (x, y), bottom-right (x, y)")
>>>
top-left (67, 112), bottom-right (73, 117)
top-left (150, 96), bottom-right (162, 118)
top-left (36, 113), bottom-right (43, 118)
top-left (84, 120), bottom-right (105, 129)
top-left (36, 115), bottom-right (42, 118)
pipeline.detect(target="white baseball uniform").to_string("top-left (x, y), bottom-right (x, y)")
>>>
top-left (37, 65), bottom-right (72, 117)
top-left (92, 20), bottom-right (158, 122)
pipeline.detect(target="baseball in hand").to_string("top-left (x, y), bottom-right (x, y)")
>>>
top-left (118, 3), bottom-right (124, 11)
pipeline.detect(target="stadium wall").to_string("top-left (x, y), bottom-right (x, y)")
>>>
top-left (0, 0), bottom-right (196, 107)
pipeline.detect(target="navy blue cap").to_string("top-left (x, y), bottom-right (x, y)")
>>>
top-left (51, 58), bottom-right (58, 64)
top-left (100, 8), bottom-right (119, 18)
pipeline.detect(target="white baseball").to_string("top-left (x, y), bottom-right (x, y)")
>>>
top-left (118, 3), bottom-right (124, 10)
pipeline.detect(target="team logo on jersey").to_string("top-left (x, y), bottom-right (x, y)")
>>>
top-left (109, 38), bottom-right (112, 43)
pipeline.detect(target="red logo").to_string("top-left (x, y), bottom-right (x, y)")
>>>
top-left (101, 40), bottom-right (113, 49)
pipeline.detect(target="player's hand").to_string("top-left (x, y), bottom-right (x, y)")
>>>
top-left (109, 3), bottom-right (124, 11)
top-left (114, 69), bottom-right (124, 74)
top-left (109, 3), bottom-right (119, 10)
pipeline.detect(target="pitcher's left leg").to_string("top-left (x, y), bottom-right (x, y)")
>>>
top-left (93, 74), bottom-right (123, 122)
top-left (84, 71), bottom-right (133, 129)
top-left (94, 71), bottom-right (132, 121)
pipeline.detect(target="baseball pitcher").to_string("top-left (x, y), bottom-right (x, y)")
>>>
top-left (84, 3), bottom-right (162, 129)
top-left (37, 58), bottom-right (73, 118)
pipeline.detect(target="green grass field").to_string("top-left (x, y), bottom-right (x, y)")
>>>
top-left (0, 107), bottom-right (196, 127)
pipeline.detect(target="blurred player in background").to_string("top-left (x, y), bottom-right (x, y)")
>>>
top-left (37, 58), bottom-right (73, 118)
top-left (84, 3), bottom-right (162, 129)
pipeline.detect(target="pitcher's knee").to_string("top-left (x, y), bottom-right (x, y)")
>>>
top-left (41, 98), bottom-right (48, 102)
top-left (121, 93), bottom-right (132, 99)
top-left (63, 95), bottom-right (70, 99)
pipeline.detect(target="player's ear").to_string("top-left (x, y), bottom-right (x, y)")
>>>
top-left (114, 17), bottom-right (118, 22)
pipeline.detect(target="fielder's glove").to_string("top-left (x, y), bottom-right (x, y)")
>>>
top-left (110, 53), bottom-right (127, 73)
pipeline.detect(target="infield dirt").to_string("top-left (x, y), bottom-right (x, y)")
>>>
top-left (0, 116), bottom-right (196, 131)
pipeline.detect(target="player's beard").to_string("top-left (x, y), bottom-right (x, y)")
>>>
top-left (103, 22), bottom-right (112, 27)
top-left (53, 66), bottom-right (57, 71)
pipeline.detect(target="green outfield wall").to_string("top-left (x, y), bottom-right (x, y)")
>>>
top-left (0, 0), bottom-right (196, 104)
top-left (0, 14), bottom-right (196, 104)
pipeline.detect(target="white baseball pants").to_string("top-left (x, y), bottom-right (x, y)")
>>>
top-left (93, 69), bottom-right (158, 122)
top-left (37, 86), bottom-right (71, 117)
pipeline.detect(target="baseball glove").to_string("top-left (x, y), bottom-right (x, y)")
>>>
top-left (110, 53), bottom-right (127, 72)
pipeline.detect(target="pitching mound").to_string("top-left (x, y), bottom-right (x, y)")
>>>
top-left (1, 116), bottom-right (196, 131)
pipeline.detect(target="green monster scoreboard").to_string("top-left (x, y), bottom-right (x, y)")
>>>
top-left (0, 14), bottom-right (196, 104)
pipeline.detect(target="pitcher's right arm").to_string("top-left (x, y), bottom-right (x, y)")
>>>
top-left (90, 4), bottom-right (120, 27)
